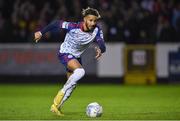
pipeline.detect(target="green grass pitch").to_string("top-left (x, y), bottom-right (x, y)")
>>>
top-left (0, 83), bottom-right (180, 120)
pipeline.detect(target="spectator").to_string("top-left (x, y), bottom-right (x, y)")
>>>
top-left (0, 0), bottom-right (179, 43)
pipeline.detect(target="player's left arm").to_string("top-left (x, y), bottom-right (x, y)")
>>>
top-left (95, 28), bottom-right (106, 60)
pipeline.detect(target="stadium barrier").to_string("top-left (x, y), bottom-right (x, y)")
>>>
top-left (0, 43), bottom-right (96, 75)
top-left (1, 43), bottom-right (180, 84)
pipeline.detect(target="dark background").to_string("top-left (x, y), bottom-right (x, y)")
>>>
top-left (0, 0), bottom-right (179, 43)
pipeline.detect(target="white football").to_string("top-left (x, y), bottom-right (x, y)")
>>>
top-left (86, 102), bottom-right (103, 117)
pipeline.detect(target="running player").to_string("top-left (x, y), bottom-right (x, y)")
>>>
top-left (34, 7), bottom-right (106, 116)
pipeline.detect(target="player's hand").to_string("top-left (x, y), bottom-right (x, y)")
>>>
top-left (34, 31), bottom-right (42, 43)
top-left (95, 47), bottom-right (102, 60)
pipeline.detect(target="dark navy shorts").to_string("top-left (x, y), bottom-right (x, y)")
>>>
top-left (58, 53), bottom-right (82, 72)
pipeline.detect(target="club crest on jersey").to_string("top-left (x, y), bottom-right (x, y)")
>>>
top-left (68, 55), bottom-right (73, 58)
top-left (62, 22), bottom-right (69, 29)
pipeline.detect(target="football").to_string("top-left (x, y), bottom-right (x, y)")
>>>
top-left (86, 102), bottom-right (103, 117)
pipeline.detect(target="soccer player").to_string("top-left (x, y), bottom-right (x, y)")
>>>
top-left (34, 7), bottom-right (106, 116)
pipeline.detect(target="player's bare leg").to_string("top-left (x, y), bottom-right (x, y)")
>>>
top-left (59, 59), bottom-right (84, 108)
top-left (67, 72), bottom-right (73, 79)
top-left (51, 59), bottom-right (85, 116)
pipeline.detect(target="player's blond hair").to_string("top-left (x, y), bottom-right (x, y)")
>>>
top-left (81, 7), bottom-right (101, 19)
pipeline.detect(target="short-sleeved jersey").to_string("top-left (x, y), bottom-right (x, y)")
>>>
top-left (59, 21), bottom-right (104, 58)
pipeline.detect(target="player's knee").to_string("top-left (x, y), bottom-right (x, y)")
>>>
top-left (74, 68), bottom-right (85, 78)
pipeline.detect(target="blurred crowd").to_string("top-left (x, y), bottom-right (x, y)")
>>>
top-left (0, 0), bottom-right (179, 43)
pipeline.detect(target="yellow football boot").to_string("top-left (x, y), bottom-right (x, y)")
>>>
top-left (50, 104), bottom-right (64, 116)
top-left (50, 90), bottom-right (65, 116)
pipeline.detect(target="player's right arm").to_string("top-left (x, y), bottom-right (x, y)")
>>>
top-left (34, 20), bottom-right (76, 43)
top-left (34, 31), bottom-right (42, 43)
top-left (34, 20), bottom-right (62, 43)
